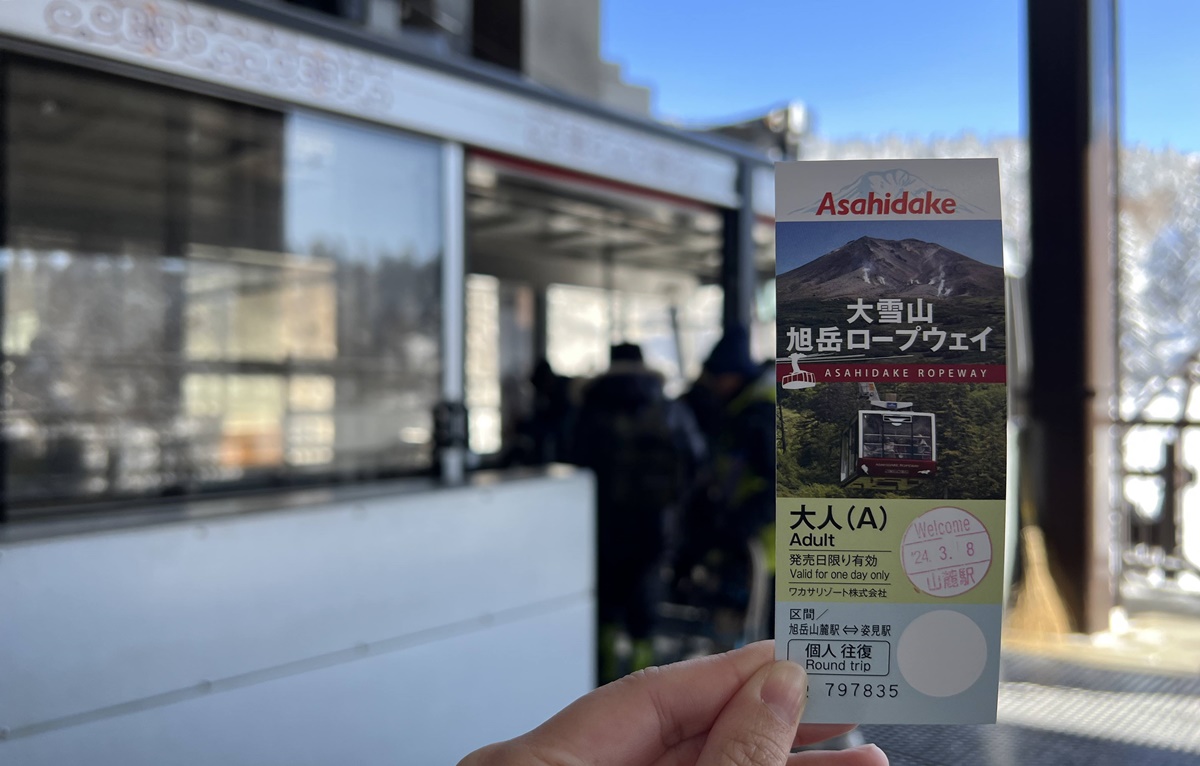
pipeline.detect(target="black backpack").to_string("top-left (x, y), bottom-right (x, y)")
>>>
top-left (577, 396), bottom-right (689, 558)
top-left (597, 400), bottom-right (687, 516)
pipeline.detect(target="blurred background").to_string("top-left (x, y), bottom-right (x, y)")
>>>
top-left (0, 0), bottom-right (1197, 763)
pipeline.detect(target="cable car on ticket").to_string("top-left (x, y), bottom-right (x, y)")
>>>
top-left (781, 354), bottom-right (817, 389)
top-left (839, 383), bottom-right (937, 490)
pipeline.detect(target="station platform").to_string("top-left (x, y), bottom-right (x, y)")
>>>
top-left (857, 528), bottom-right (1200, 765)
top-left (862, 650), bottom-right (1200, 765)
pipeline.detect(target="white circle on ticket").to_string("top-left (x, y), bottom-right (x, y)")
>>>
top-left (897, 610), bottom-right (987, 697)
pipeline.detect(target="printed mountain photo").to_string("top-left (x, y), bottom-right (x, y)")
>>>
top-left (777, 236), bottom-right (1003, 300)
top-left (775, 221), bottom-right (1006, 365)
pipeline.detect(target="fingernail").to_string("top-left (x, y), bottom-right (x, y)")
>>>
top-left (850, 744), bottom-right (883, 752)
top-left (760, 660), bottom-right (807, 724)
top-left (849, 744), bottom-right (886, 759)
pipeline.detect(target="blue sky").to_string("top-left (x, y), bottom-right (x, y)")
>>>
top-left (776, 220), bottom-right (1005, 275)
top-left (601, 1), bottom-right (1200, 152)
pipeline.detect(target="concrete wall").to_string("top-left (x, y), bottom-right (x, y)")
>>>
top-left (600, 60), bottom-right (652, 116)
top-left (524, 0), bottom-right (603, 101)
top-left (521, 0), bottom-right (650, 116)
top-left (0, 469), bottom-right (595, 765)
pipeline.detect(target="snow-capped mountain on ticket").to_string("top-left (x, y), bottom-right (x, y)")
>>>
top-left (776, 236), bottom-right (1004, 300)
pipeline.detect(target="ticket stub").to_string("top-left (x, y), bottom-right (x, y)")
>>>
top-left (773, 159), bottom-right (1006, 724)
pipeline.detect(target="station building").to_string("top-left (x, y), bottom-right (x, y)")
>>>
top-left (0, 1), bottom-right (780, 761)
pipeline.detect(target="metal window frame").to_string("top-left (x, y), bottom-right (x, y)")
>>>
top-left (439, 140), bottom-right (467, 485)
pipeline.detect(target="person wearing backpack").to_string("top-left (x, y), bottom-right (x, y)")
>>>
top-left (571, 343), bottom-right (706, 683)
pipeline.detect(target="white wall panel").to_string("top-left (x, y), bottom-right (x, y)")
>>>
top-left (1, 599), bottom-right (593, 766)
top-left (0, 471), bottom-right (595, 741)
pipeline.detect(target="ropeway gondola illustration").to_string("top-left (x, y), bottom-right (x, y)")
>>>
top-left (839, 382), bottom-right (937, 491)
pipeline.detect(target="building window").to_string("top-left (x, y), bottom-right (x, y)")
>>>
top-left (465, 274), bottom-right (502, 455)
top-left (1116, 5), bottom-right (1200, 584)
top-left (2, 56), bottom-right (442, 514)
top-left (281, 0), bottom-right (366, 23)
top-left (545, 282), bottom-right (721, 399)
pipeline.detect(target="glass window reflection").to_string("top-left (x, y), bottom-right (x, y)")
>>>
top-left (2, 56), bottom-right (442, 513)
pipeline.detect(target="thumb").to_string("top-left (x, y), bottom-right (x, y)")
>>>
top-left (696, 659), bottom-right (808, 766)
